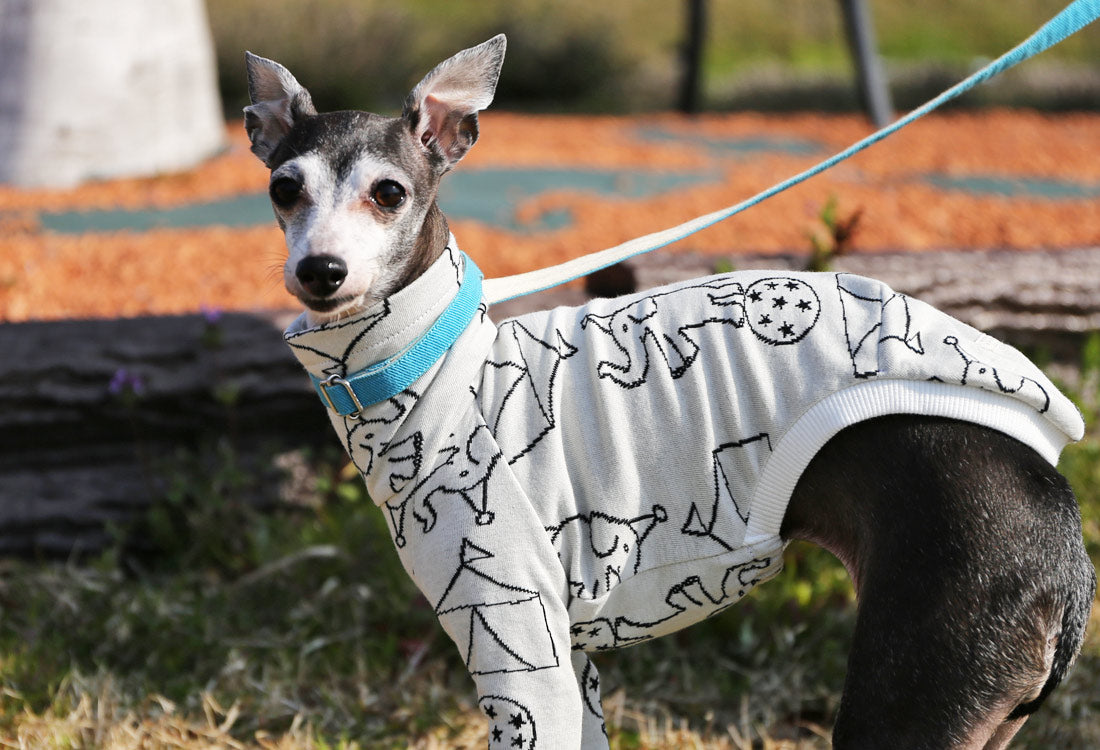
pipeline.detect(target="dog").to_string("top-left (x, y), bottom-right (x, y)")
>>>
top-left (244, 36), bottom-right (1095, 749)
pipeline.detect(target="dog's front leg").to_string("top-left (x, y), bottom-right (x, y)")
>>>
top-left (475, 654), bottom-right (609, 749)
top-left (383, 444), bottom-right (609, 748)
top-left (427, 539), bottom-right (606, 748)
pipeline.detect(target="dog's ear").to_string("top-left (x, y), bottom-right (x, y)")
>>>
top-left (403, 34), bottom-right (506, 172)
top-left (243, 52), bottom-right (317, 165)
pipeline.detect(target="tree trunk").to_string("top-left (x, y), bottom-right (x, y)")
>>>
top-left (0, 0), bottom-right (225, 187)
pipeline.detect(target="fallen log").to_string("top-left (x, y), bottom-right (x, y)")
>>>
top-left (0, 310), bottom-right (328, 556)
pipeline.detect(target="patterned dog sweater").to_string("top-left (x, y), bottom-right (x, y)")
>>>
top-left (285, 245), bottom-right (1083, 749)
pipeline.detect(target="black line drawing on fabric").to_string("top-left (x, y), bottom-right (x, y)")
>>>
top-left (676, 557), bottom-right (776, 618)
top-left (484, 320), bottom-right (578, 464)
top-left (737, 277), bottom-right (822, 345)
top-left (579, 277), bottom-right (818, 389)
top-left (437, 540), bottom-right (559, 676)
top-left (383, 424), bottom-right (502, 547)
top-left (479, 694), bottom-right (538, 748)
top-left (377, 432), bottom-right (422, 494)
top-left (284, 302), bottom-right (392, 373)
top-left (943, 336), bottom-right (1051, 413)
top-left (578, 655), bottom-right (608, 737)
top-left (837, 273), bottom-right (925, 378)
top-left (343, 393), bottom-right (421, 550)
top-left (569, 557), bottom-right (776, 651)
top-left (547, 505), bottom-right (669, 601)
top-left (343, 390), bottom-right (420, 478)
top-left (569, 617), bottom-right (619, 651)
top-left (444, 244), bottom-right (463, 286)
top-left (684, 433), bottom-right (773, 550)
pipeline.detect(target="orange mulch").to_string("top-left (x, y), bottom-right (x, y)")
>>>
top-left (1, 110), bottom-right (1098, 322)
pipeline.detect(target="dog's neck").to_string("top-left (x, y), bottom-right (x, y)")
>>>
top-left (395, 202), bottom-right (450, 293)
top-left (285, 243), bottom-right (497, 501)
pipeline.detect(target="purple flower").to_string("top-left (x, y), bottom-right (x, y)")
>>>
top-left (108, 368), bottom-right (145, 397)
top-left (201, 304), bottom-right (223, 325)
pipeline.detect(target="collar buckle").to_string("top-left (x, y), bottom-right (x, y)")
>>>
top-left (319, 374), bottom-right (366, 418)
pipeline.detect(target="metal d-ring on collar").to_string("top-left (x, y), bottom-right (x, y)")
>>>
top-left (310, 253), bottom-right (484, 418)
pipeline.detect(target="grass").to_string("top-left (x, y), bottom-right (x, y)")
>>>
top-left (2, 336), bottom-right (1099, 748)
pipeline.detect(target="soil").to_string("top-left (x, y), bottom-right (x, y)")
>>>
top-left (1, 110), bottom-right (1097, 322)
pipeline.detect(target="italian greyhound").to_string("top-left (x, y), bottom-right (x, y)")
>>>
top-left (244, 36), bottom-right (1095, 749)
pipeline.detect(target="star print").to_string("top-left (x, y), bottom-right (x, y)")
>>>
top-left (771, 296), bottom-right (788, 309)
top-left (796, 299), bottom-right (813, 312)
top-left (766, 282), bottom-right (778, 290)
top-left (758, 315), bottom-right (772, 326)
top-left (492, 727), bottom-right (503, 742)
top-left (785, 280), bottom-right (801, 290)
top-left (588, 626), bottom-right (602, 637)
top-left (747, 290), bottom-right (762, 302)
top-left (485, 705), bottom-right (497, 719)
top-left (511, 737), bottom-right (526, 748)
top-left (589, 675), bottom-right (600, 691)
top-left (509, 713), bottom-right (526, 729)
top-left (778, 323), bottom-right (795, 338)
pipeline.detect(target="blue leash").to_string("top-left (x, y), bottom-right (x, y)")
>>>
top-left (481, 0), bottom-right (1100, 304)
top-left (312, 0), bottom-right (1098, 416)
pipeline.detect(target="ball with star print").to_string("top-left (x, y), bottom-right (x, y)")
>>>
top-left (742, 277), bottom-right (820, 345)
top-left (480, 695), bottom-right (537, 748)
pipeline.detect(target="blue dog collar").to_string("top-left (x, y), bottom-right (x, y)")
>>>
top-left (310, 253), bottom-right (484, 417)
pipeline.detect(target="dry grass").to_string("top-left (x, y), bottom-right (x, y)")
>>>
top-left (2, 684), bottom-right (284, 750)
top-left (3, 689), bottom-right (833, 750)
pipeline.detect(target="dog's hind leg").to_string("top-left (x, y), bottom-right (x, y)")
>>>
top-left (783, 415), bottom-right (1096, 749)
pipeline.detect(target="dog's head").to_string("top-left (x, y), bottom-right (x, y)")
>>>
top-left (244, 36), bottom-right (506, 324)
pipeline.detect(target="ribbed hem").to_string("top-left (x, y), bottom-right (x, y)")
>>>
top-left (744, 379), bottom-right (1074, 545)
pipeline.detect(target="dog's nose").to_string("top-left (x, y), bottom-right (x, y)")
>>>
top-left (295, 255), bottom-right (347, 297)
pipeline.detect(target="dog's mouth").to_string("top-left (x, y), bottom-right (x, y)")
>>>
top-left (299, 293), bottom-right (362, 316)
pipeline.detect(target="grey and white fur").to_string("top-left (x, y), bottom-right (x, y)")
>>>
top-left (245, 36), bottom-right (1095, 749)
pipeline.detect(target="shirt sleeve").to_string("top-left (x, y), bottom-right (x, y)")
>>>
top-left (378, 416), bottom-right (607, 749)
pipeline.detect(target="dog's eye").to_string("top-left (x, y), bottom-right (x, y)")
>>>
top-left (372, 180), bottom-right (406, 209)
top-left (270, 177), bottom-right (302, 208)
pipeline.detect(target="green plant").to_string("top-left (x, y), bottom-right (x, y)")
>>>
top-left (805, 194), bottom-right (862, 272)
top-left (123, 437), bottom-right (258, 574)
top-left (1057, 331), bottom-right (1100, 563)
top-left (712, 257), bottom-right (736, 275)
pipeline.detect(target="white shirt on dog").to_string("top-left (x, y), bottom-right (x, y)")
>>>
top-left (285, 244), bottom-right (1083, 749)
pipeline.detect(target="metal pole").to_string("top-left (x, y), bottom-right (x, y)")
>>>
top-left (840, 0), bottom-right (894, 127)
top-left (679, 0), bottom-right (707, 114)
